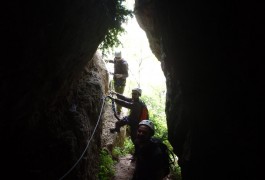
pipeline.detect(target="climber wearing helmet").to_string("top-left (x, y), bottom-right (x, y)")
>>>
top-left (108, 88), bottom-right (149, 160)
top-left (132, 120), bottom-right (170, 180)
top-left (105, 50), bottom-right (129, 115)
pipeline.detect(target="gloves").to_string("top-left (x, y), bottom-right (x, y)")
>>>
top-left (107, 95), bottom-right (113, 99)
top-left (105, 60), bottom-right (114, 63)
top-left (110, 91), bottom-right (116, 96)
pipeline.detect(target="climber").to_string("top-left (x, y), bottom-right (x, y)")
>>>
top-left (132, 120), bottom-right (172, 180)
top-left (107, 88), bottom-right (149, 159)
top-left (105, 50), bottom-right (129, 115)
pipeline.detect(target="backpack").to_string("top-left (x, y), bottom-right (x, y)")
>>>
top-left (151, 137), bottom-right (175, 177)
top-left (114, 59), bottom-right (128, 77)
top-left (139, 100), bottom-right (149, 122)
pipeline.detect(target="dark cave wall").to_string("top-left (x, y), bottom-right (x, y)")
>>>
top-left (1, 0), bottom-right (114, 179)
top-left (136, 1), bottom-right (265, 180)
top-left (1, 0), bottom-right (264, 179)
top-left (25, 53), bottom-right (107, 179)
top-left (1, 0), bottom-right (113, 124)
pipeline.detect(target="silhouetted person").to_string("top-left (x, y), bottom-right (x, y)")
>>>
top-left (133, 120), bottom-right (170, 180)
top-left (106, 51), bottom-right (128, 115)
top-left (108, 88), bottom-right (149, 160)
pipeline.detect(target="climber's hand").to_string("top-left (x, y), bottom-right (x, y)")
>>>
top-left (107, 95), bottom-right (114, 100)
top-left (110, 91), bottom-right (116, 96)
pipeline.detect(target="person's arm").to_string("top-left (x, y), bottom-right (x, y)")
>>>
top-left (116, 93), bottom-right (131, 102)
top-left (105, 59), bottom-right (114, 63)
top-left (111, 91), bottom-right (132, 102)
top-left (107, 95), bottom-right (132, 108)
top-left (114, 98), bottom-right (134, 109)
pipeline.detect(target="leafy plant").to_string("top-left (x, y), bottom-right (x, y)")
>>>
top-left (141, 94), bottom-right (182, 180)
top-left (113, 137), bottom-right (134, 157)
top-left (99, 0), bottom-right (133, 56)
top-left (170, 164), bottom-right (182, 180)
top-left (141, 94), bottom-right (167, 139)
top-left (98, 149), bottom-right (117, 180)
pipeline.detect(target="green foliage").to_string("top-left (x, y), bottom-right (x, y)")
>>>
top-left (115, 82), bottom-right (182, 179)
top-left (113, 137), bottom-right (134, 157)
top-left (141, 93), bottom-right (182, 180)
top-left (140, 94), bottom-right (167, 140)
top-left (170, 164), bottom-right (182, 180)
top-left (99, 0), bottom-right (133, 56)
top-left (98, 149), bottom-right (117, 180)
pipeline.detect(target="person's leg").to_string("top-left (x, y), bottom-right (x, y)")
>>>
top-left (110, 117), bottom-right (128, 133)
top-left (114, 84), bottom-right (125, 114)
top-left (129, 124), bottom-right (138, 161)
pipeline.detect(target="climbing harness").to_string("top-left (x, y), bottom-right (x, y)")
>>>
top-left (58, 95), bottom-right (107, 180)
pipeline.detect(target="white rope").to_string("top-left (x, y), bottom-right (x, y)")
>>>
top-left (59, 96), bottom-right (107, 180)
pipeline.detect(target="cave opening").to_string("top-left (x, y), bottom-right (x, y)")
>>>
top-left (2, 0), bottom-right (264, 179)
top-left (98, 0), bottom-right (182, 179)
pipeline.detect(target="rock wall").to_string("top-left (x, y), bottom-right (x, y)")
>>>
top-left (0, 1), bottom-right (115, 179)
top-left (135, 0), bottom-right (265, 180)
top-left (1, 0), bottom-right (264, 179)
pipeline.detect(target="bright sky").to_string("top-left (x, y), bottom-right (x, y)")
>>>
top-left (103, 0), bottom-right (166, 97)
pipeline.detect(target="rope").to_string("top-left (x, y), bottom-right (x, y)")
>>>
top-left (58, 96), bottom-right (107, 180)
top-left (110, 97), bottom-right (121, 121)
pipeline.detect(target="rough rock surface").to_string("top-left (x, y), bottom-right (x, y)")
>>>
top-left (135, 1), bottom-right (265, 180)
top-left (1, 0), bottom-right (265, 180)
top-left (1, 0), bottom-right (115, 179)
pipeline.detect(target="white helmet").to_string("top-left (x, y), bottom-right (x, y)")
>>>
top-left (139, 120), bottom-right (155, 135)
top-left (115, 51), bottom-right (122, 58)
top-left (132, 88), bottom-right (142, 96)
